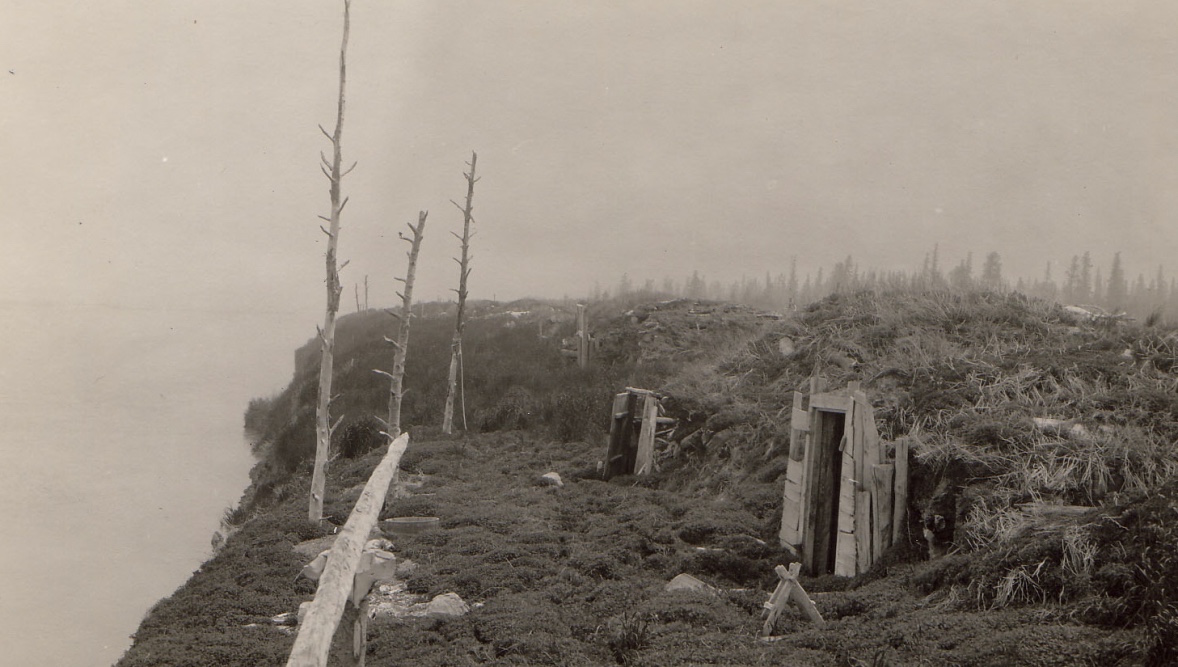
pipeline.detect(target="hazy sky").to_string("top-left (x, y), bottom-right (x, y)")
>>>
top-left (3, 1), bottom-right (1177, 315)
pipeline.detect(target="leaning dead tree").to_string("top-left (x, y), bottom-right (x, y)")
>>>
top-left (309, 0), bottom-right (355, 523)
top-left (442, 152), bottom-right (478, 435)
top-left (374, 211), bottom-right (427, 440)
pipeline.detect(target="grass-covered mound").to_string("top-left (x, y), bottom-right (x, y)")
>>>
top-left (649, 289), bottom-right (1178, 662)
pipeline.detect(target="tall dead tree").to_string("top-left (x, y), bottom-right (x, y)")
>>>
top-left (309, 0), bottom-right (355, 523)
top-left (442, 152), bottom-right (478, 435)
top-left (374, 211), bottom-right (427, 440)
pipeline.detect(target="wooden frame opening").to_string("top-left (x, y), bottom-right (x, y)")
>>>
top-left (806, 409), bottom-right (847, 575)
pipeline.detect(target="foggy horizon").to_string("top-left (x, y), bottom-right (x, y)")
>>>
top-left (4, 1), bottom-right (1177, 318)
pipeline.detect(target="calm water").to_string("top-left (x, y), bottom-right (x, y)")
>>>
top-left (0, 303), bottom-right (311, 666)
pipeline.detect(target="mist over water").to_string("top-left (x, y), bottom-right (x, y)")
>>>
top-left (0, 303), bottom-right (311, 667)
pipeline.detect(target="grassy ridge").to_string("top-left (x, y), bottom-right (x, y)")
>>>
top-left (118, 290), bottom-right (1178, 665)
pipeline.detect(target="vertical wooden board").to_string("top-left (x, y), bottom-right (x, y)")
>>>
top-left (834, 531), bottom-right (857, 577)
top-left (855, 489), bottom-right (872, 574)
top-left (800, 411), bottom-right (822, 573)
top-left (834, 451), bottom-right (857, 576)
top-left (634, 394), bottom-right (659, 475)
top-left (872, 464), bottom-right (895, 559)
top-left (854, 392), bottom-right (880, 470)
top-left (602, 393), bottom-right (629, 477)
top-left (789, 430), bottom-right (811, 549)
top-left (893, 438), bottom-right (909, 545)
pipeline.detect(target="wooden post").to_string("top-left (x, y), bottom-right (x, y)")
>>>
top-left (892, 438), bottom-right (909, 546)
top-left (634, 393), bottom-right (659, 475)
top-left (576, 304), bottom-right (588, 369)
top-left (287, 433), bottom-right (410, 667)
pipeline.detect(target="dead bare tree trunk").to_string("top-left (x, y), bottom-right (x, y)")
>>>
top-left (374, 211), bottom-right (427, 440)
top-left (442, 152), bottom-right (478, 435)
top-left (309, 0), bottom-right (354, 523)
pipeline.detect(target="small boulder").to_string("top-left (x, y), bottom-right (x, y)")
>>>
top-left (427, 592), bottom-right (470, 617)
top-left (538, 472), bottom-right (564, 487)
top-left (665, 573), bottom-right (715, 594)
top-left (777, 337), bottom-right (796, 356)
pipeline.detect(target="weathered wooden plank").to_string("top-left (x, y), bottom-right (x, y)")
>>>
top-left (873, 464), bottom-right (895, 559)
top-left (809, 394), bottom-right (852, 412)
top-left (791, 409), bottom-right (810, 432)
top-left (784, 476), bottom-right (803, 501)
top-left (892, 438), bottom-right (909, 546)
top-left (634, 394), bottom-right (659, 475)
top-left (781, 393), bottom-right (808, 547)
top-left (287, 433), bottom-right (410, 667)
top-left (785, 563), bottom-right (826, 628)
top-left (834, 530), bottom-right (857, 577)
top-left (834, 450), bottom-right (857, 577)
top-left (857, 398), bottom-right (876, 575)
top-left (855, 392), bottom-right (881, 470)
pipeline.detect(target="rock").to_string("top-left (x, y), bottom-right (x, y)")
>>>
top-left (300, 549), bottom-right (332, 582)
top-left (270, 611), bottom-right (298, 626)
top-left (538, 472), bottom-right (564, 487)
top-left (427, 592), bottom-right (470, 616)
top-left (777, 337), bottom-right (796, 356)
top-left (292, 534), bottom-right (337, 559)
top-left (665, 573), bottom-right (715, 594)
top-left (297, 601), bottom-right (313, 624)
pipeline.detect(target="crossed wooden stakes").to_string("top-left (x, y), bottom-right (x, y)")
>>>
top-left (760, 563), bottom-right (826, 637)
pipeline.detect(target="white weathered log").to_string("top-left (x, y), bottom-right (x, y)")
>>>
top-left (287, 432), bottom-right (409, 667)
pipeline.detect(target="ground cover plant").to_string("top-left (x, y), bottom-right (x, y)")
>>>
top-left (120, 290), bottom-right (1177, 665)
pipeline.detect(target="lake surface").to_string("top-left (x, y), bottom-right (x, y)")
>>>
top-left (0, 303), bottom-right (312, 666)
